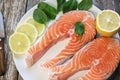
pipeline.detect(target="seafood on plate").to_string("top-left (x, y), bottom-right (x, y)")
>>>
top-left (25, 10), bottom-right (96, 67)
top-left (49, 37), bottom-right (120, 80)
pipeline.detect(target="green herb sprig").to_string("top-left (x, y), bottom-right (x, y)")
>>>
top-left (38, 2), bottom-right (58, 20)
top-left (75, 22), bottom-right (84, 35)
top-left (33, 8), bottom-right (47, 24)
top-left (57, 0), bottom-right (66, 12)
top-left (56, 0), bottom-right (93, 13)
top-left (33, 2), bottom-right (57, 24)
top-left (78, 0), bottom-right (93, 10)
top-left (62, 0), bottom-right (78, 13)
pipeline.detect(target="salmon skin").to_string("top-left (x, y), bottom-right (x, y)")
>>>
top-left (49, 37), bottom-right (120, 80)
top-left (25, 10), bottom-right (96, 67)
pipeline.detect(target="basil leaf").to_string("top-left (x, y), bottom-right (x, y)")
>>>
top-left (38, 2), bottom-right (58, 19)
top-left (63, 0), bottom-right (78, 13)
top-left (33, 8), bottom-right (47, 24)
top-left (75, 22), bottom-right (84, 35)
top-left (57, 0), bottom-right (66, 12)
top-left (78, 0), bottom-right (93, 10)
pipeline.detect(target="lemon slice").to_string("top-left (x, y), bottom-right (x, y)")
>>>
top-left (25, 17), bottom-right (45, 36)
top-left (9, 32), bottom-right (30, 54)
top-left (96, 10), bottom-right (120, 37)
top-left (16, 23), bottom-right (38, 44)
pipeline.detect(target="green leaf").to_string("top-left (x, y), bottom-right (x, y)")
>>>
top-left (57, 0), bottom-right (66, 12)
top-left (78, 0), bottom-right (93, 10)
top-left (63, 0), bottom-right (78, 13)
top-left (33, 8), bottom-right (47, 24)
top-left (38, 2), bottom-right (58, 20)
top-left (75, 22), bottom-right (84, 35)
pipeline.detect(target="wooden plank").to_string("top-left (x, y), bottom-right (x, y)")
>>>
top-left (18, 74), bottom-right (23, 80)
top-left (0, 0), bottom-right (27, 80)
top-left (26, 0), bottom-right (39, 11)
top-left (93, 0), bottom-right (104, 9)
top-left (93, 0), bottom-right (115, 10)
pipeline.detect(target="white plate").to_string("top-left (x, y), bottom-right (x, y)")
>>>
top-left (13, 0), bottom-right (120, 80)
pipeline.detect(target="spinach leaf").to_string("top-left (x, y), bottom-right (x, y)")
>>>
top-left (63, 0), bottom-right (78, 13)
top-left (75, 22), bottom-right (84, 35)
top-left (57, 0), bottom-right (66, 12)
top-left (78, 0), bottom-right (93, 10)
top-left (38, 2), bottom-right (58, 20)
top-left (33, 8), bottom-right (47, 24)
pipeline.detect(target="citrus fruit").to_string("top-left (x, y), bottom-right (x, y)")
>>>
top-left (96, 10), bottom-right (120, 37)
top-left (16, 23), bottom-right (38, 44)
top-left (9, 32), bottom-right (30, 54)
top-left (25, 17), bottom-right (45, 36)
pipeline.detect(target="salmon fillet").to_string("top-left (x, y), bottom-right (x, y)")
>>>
top-left (49, 37), bottom-right (120, 80)
top-left (26, 11), bottom-right (96, 67)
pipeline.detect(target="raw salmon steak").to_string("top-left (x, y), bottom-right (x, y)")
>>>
top-left (25, 11), bottom-right (96, 67)
top-left (49, 37), bottom-right (120, 80)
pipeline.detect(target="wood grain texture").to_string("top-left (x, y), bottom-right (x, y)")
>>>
top-left (26, 0), bottom-right (39, 11)
top-left (93, 0), bottom-right (115, 10)
top-left (0, 0), bottom-right (27, 80)
top-left (18, 74), bottom-right (23, 80)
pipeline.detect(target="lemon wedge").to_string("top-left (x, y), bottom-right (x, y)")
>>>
top-left (9, 32), bottom-right (30, 54)
top-left (96, 10), bottom-right (120, 37)
top-left (25, 17), bottom-right (45, 36)
top-left (16, 23), bottom-right (38, 44)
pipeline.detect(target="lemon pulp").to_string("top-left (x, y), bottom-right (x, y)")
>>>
top-left (16, 23), bottom-right (38, 44)
top-left (9, 32), bottom-right (30, 54)
top-left (96, 10), bottom-right (120, 36)
top-left (25, 17), bottom-right (45, 36)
